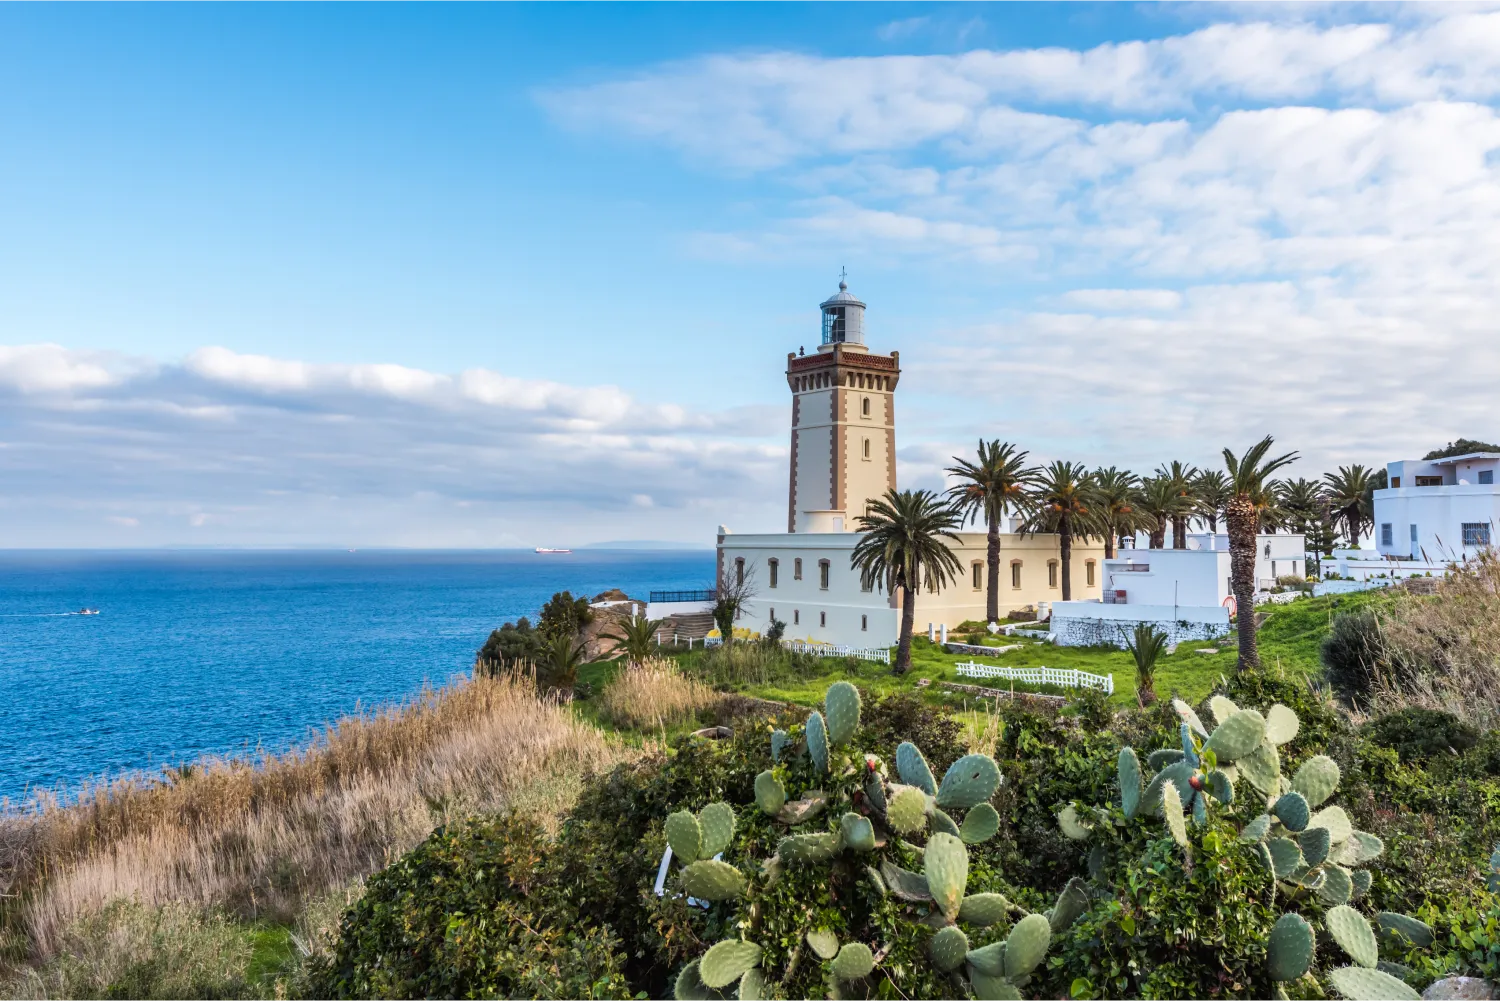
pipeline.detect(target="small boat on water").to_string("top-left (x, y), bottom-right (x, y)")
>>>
top-left (535, 547), bottom-right (572, 554)
top-left (78, 608), bottom-right (100, 615)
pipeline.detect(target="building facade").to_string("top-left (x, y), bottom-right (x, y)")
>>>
top-left (1374, 453), bottom-right (1500, 562)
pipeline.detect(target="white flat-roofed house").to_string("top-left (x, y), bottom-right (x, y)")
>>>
top-left (1374, 453), bottom-right (1500, 565)
top-left (1052, 548), bottom-right (1233, 648)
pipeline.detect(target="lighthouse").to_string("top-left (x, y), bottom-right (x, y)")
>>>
top-left (785, 277), bottom-right (900, 533)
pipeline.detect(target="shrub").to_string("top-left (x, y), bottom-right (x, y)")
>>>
top-left (475, 616), bottom-right (543, 672)
top-left (1363, 707), bottom-right (1479, 763)
top-left (693, 642), bottom-right (823, 688)
top-left (1321, 606), bottom-right (1389, 705)
top-left (595, 657), bottom-right (721, 731)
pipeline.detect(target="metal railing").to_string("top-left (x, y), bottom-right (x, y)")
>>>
top-left (649, 589), bottom-right (717, 604)
top-left (955, 660), bottom-right (1114, 694)
top-left (783, 641), bottom-right (892, 664)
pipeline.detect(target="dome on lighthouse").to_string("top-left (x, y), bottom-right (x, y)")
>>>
top-left (818, 273), bottom-right (867, 352)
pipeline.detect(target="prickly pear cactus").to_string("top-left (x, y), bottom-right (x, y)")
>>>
top-left (824, 680), bottom-right (861, 746)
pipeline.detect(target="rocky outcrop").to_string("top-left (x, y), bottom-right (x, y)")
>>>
top-left (1424, 978), bottom-right (1497, 1000)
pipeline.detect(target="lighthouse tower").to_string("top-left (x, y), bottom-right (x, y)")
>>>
top-left (786, 277), bottom-right (901, 533)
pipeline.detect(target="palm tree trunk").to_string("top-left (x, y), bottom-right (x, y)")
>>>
top-left (895, 579), bottom-right (915, 675)
top-left (1172, 515), bottom-right (1186, 549)
top-left (1104, 528), bottom-right (1116, 560)
top-left (1059, 518), bottom-right (1073, 601)
top-left (986, 510), bottom-right (1001, 623)
top-left (1150, 523), bottom-right (1165, 549)
top-left (1227, 494), bottom-right (1260, 672)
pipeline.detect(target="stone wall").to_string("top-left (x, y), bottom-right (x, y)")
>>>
top-left (1052, 613), bottom-right (1229, 649)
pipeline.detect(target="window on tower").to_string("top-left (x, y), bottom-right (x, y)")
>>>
top-left (822, 306), bottom-right (846, 344)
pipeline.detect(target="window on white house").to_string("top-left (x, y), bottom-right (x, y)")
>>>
top-left (861, 614), bottom-right (868, 631)
top-left (861, 397), bottom-right (870, 418)
top-left (1416, 475), bottom-right (1443, 487)
top-left (1410, 524), bottom-right (1418, 544)
top-left (769, 607), bottom-right (775, 621)
top-left (1048, 561), bottom-right (1058, 588)
top-left (862, 438), bottom-right (871, 460)
top-left (793, 610), bottom-right (800, 625)
top-left (1482, 470), bottom-right (1495, 485)
top-left (861, 574), bottom-right (872, 593)
top-left (794, 558), bottom-right (803, 580)
top-left (1011, 561), bottom-right (1022, 589)
top-left (1381, 524), bottom-right (1393, 546)
top-left (768, 558), bottom-right (778, 588)
top-left (1086, 560), bottom-right (1096, 587)
top-left (819, 560), bottom-right (830, 589)
top-left (734, 558), bottom-right (745, 586)
top-left (972, 562), bottom-right (982, 590)
top-left (819, 611), bottom-right (826, 627)
top-left (1264, 543), bottom-right (1271, 557)
top-left (1463, 523), bottom-right (1492, 547)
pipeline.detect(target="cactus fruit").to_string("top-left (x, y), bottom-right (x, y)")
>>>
top-left (1119, 747), bottom-right (1143, 819)
top-left (1204, 709), bottom-right (1267, 761)
top-left (1299, 825), bottom-right (1332, 867)
top-left (754, 771), bottom-right (786, 816)
top-left (806, 711), bottom-right (829, 773)
top-left (960, 802), bottom-right (1000, 844)
top-left (840, 812), bottom-right (876, 852)
top-left (887, 786), bottom-right (929, 834)
top-left (879, 860), bottom-right (932, 901)
top-left (1239, 739), bottom-right (1282, 796)
top-left (1327, 904), bottom-right (1379, 968)
top-left (1318, 864), bottom-right (1354, 906)
top-left (831, 942), bottom-right (874, 981)
top-left (682, 860), bottom-right (747, 900)
top-left (1162, 782), bottom-right (1188, 848)
top-left (1058, 803), bottom-right (1093, 841)
top-left (737, 967), bottom-right (765, 1000)
top-left (700, 939), bottom-right (762, 989)
top-left (1206, 769), bottom-right (1234, 805)
top-left (925, 832), bottom-right (969, 920)
top-left (1172, 697), bottom-right (1208, 737)
top-left (770, 729), bottom-right (789, 762)
top-left (824, 681), bottom-right (861, 747)
top-left (1309, 805), bottom-right (1353, 844)
top-left (673, 959), bottom-right (711, 1001)
top-left (1268, 912), bottom-right (1315, 982)
top-left (1272, 791), bottom-right (1311, 832)
top-left (1209, 694), bottom-right (1239, 725)
top-left (1240, 813), bottom-right (1272, 843)
top-left (1328, 965), bottom-right (1421, 1001)
top-left (896, 741), bottom-right (937, 795)
top-left (936, 753), bottom-right (1002, 809)
top-left (1292, 755), bottom-right (1341, 808)
top-left (806, 929), bottom-right (839, 960)
top-left (929, 925), bottom-right (969, 972)
top-left (1004, 913), bottom-right (1052, 980)
top-left (1264, 703), bottom-right (1300, 745)
top-left (700, 802), bottom-right (736, 858)
top-left (1376, 913), bottom-right (1436, 949)
top-left (1147, 747), bottom-right (1185, 769)
top-left (1049, 876), bottom-right (1089, 933)
top-left (667, 811), bottom-right (703, 863)
top-left (778, 832), bottom-right (840, 865)
top-left (958, 892), bottom-right (1011, 927)
top-left (966, 940), bottom-right (1007, 977)
top-left (931, 809), bottom-right (961, 838)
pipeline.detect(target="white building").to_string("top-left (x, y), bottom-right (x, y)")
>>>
top-left (1374, 452), bottom-right (1500, 563)
top-left (647, 279), bottom-right (1104, 649)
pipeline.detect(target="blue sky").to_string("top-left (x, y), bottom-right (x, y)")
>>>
top-left (3, 3), bottom-right (1499, 547)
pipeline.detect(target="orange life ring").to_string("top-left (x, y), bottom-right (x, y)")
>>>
top-left (1222, 595), bottom-right (1237, 619)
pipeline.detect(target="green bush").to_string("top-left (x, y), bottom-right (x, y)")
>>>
top-left (1364, 707), bottom-right (1480, 763)
top-left (1321, 607), bottom-right (1388, 705)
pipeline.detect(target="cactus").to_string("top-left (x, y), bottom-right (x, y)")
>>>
top-left (1351, 868), bottom-right (1372, 901)
top-left (806, 711), bottom-right (829, 773)
top-left (1310, 805), bottom-right (1353, 844)
top-left (929, 925), bottom-right (969, 971)
top-left (864, 764), bottom-right (887, 813)
top-left (1268, 912), bottom-right (1315, 982)
top-left (965, 940), bottom-right (1007, 976)
top-left (1238, 739), bottom-right (1281, 795)
top-left (1328, 966), bottom-right (1420, 1001)
top-left (770, 729), bottom-right (789, 762)
top-left (1299, 825), bottom-right (1331, 867)
top-left (737, 968), bottom-right (765, 1000)
top-left (931, 809), bottom-right (961, 838)
top-left (879, 860), bottom-right (931, 901)
top-left (1292, 755), bottom-right (1341, 808)
top-left (896, 741), bottom-right (937, 795)
top-left (1162, 781), bottom-right (1188, 848)
top-left (700, 802), bottom-right (736, 858)
top-left (1203, 708), bottom-right (1267, 760)
top-left (1058, 803), bottom-right (1094, 841)
top-left (886, 786), bottom-right (928, 834)
top-left (1172, 697), bottom-right (1208, 737)
top-left (824, 681), bottom-right (861, 747)
top-left (1318, 864), bottom-right (1354, 906)
top-left (1376, 913), bottom-right (1435, 949)
top-left (1272, 791), bottom-right (1310, 832)
top-left (958, 892), bottom-right (1010, 927)
top-left (682, 860), bottom-right (746, 900)
top-left (673, 959), bottom-right (711, 1001)
top-left (1146, 747), bottom-right (1185, 769)
top-left (1119, 747), bottom-right (1143, 818)
top-left (1209, 694), bottom-right (1239, 725)
top-left (1327, 905), bottom-right (1379, 968)
top-left (936, 754), bottom-right (1002, 810)
top-left (754, 771), bottom-right (786, 816)
top-left (1049, 877), bottom-right (1089, 933)
top-left (1489, 845), bottom-right (1500, 893)
top-left (700, 939), bottom-right (762, 990)
top-left (1004, 913), bottom-right (1052, 980)
top-left (1265, 703), bottom-right (1300, 744)
top-left (806, 929), bottom-right (840, 960)
top-left (1240, 813), bottom-right (1272, 843)
top-left (840, 812), bottom-right (876, 852)
top-left (960, 802), bottom-right (1000, 844)
top-left (925, 832), bottom-right (969, 921)
top-left (776, 793), bottom-right (827, 826)
top-left (667, 811), bottom-right (703, 862)
top-left (1205, 769), bottom-right (1234, 805)
top-left (778, 832), bottom-right (840, 865)
top-left (831, 942), bottom-right (874, 980)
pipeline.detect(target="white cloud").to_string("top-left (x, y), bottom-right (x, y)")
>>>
top-left (1060, 289), bottom-right (1183, 311)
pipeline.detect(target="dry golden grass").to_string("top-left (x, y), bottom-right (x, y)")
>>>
top-left (0, 673), bottom-right (634, 961)
top-left (595, 656), bottom-right (722, 731)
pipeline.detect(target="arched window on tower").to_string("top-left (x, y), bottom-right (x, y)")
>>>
top-left (861, 397), bottom-right (871, 418)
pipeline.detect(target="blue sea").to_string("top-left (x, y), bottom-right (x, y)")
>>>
top-left (0, 549), bottom-right (713, 804)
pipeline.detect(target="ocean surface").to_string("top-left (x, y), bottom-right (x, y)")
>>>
top-left (0, 549), bottom-right (713, 804)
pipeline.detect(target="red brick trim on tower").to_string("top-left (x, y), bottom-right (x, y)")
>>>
top-left (885, 393), bottom-right (897, 491)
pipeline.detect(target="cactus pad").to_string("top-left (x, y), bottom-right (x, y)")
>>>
top-left (1299, 825), bottom-right (1331, 867)
top-left (1209, 694), bottom-right (1239, 726)
top-left (1377, 912), bottom-right (1436, 949)
top-left (1272, 791), bottom-right (1310, 832)
top-left (958, 892), bottom-right (1010, 927)
top-left (775, 794), bottom-right (827, 826)
top-left (1058, 803), bottom-right (1093, 841)
top-left (937, 753), bottom-right (1002, 809)
top-left (931, 809), bottom-right (961, 838)
top-left (1268, 912), bottom-right (1315, 982)
top-left (1328, 966), bottom-right (1420, 1001)
top-left (1351, 868), bottom-right (1373, 900)
top-left (969, 971), bottom-right (1021, 1000)
top-left (1158, 760), bottom-right (1197, 805)
top-left (864, 770), bottom-right (887, 814)
top-left (1309, 805), bottom-right (1352, 844)
top-left (1005, 913), bottom-right (1052, 980)
top-left (673, 959), bottom-right (711, 1001)
top-left (699, 802), bottom-right (736, 858)
top-left (1206, 769), bottom-right (1234, 805)
top-left (770, 729), bottom-right (789, 762)
top-left (966, 940), bottom-right (1007, 976)
top-left (1050, 877), bottom-right (1089, 933)
top-left (1318, 864), bottom-right (1354, 906)
top-left (1291, 755), bottom-right (1341, 808)
top-left (1119, 747), bottom-right (1143, 818)
top-left (754, 771), bottom-right (785, 816)
top-left (1264, 703), bottom-right (1300, 745)
top-left (806, 711), bottom-right (829, 773)
top-left (1172, 697), bottom-right (1208, 736)
top-left (895, 741), bottom-right (937, 795)
top-left (1240, 813), bottom-right (1272, 843)
top-left (1339, 830), bottom-right (1384, 865)
top-left (700, 939), bottom-right (762, 990)
top-left (1162, 782), bottom-right (1189, 848)
top-left (831, 942), bottom-right (874, 980)
top-left (824, 681), bottom-right (861, 747)
top-left (1327, 904), bottom-right (1378, 968)
top-left (925, 832), bottom-right (969, 920)
top-left (1238, 739), bottom-right (1282, 795)
top-left (840, 812), bottom-right (876, 852)
top-left (737, 967), bottom-right (765, 1000)
top-left (961, 802), bottom-right (1000, 844)
top-left (1490, 844), bottom-right (1500, 892)
top-left (929, 925), bottom-right (969, 972)
top-left (777, 832), bottom-right (840, 865)
top-left (886, 785), bottom-right (929, 834)
top-left (806, 929), bottom-right (839, 960)
top-left (1180, 722), bottom-right (1200, 767)
top-left (1147, 747), bottom-right (1185, 770)
top-left (1204, 709), bottom-right (1267, 761)
top-left (682, 860), bottom-right (746, 901)
top-left (666, 810), bottom-right (703, 863)
top-left (879, 860), bottom-right (931, 901)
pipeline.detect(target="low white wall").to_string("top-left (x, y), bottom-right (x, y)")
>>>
top-left (646, 600), bottom-right (713, 619)
top-left (1050, 601), bottom-right (1230, 648)
top-left (1313, 579), bottom-right (1393, 596)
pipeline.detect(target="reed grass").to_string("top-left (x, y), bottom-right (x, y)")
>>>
top-left (594, 656), bottom-right (722, 731)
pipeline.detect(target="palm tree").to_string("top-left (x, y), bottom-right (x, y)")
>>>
top-left (1123, 621), bottom-right (1168, 707)
top-left (1089, 466), bottom-right (1146, 559)
top-left (1192, 469), bottom-right (1232, 534)
top-left (608, 614), bottom-right (665, 666)
top-left (1276, 477), bottom-right (1326, 534)
top-left (1157, 461), bottom-right (1199, 549)
top-left (1136, 476), bottom-right (1190, 549)
top-left (852, 489), bottom-right (964, 675)
top-left (541, 631), bottom-right (586, 695)
top-left (946, 440), bottom-right (1036, 624)
top-left (1223, 436), bottom-right (1299, 672)
top-left (1324, 465), bottom-right (1376, 547)
top-left (1018, 461), bottom-right (1098, 601)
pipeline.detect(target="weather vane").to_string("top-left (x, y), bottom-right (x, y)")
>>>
top-left (839, 265), bottom-right (847, 284)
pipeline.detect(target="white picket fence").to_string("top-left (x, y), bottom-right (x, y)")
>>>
top-left (783, 641), bottom-right (892, 664)
top-left (955, 660), bottom-right (1114, 695)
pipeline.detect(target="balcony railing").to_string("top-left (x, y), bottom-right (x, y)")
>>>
top-left (649, 589), bottom-right (717, 604)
